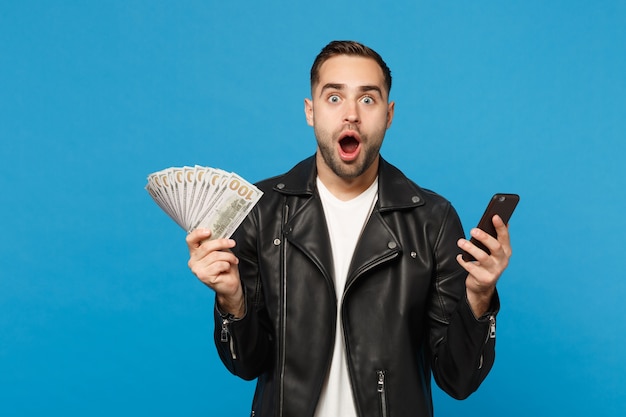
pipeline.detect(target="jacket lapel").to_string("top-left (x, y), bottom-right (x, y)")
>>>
top-left (346, 209), bottom-right (399, 288)
top-left (283, 195), bottom-right (335, 286)
top-left (346, 159), bottom-right (425, 288)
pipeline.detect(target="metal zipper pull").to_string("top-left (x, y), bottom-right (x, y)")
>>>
top-left (479, 316), bottom-right (497, 369)
top-left (377, 370), bottom-right (385, 393)
top-left (220, 317), bottom-right (238, 359)
top-left (377, 370), bottom-right (388, 417)
top-left (221, 318), bottom-right (230, 343)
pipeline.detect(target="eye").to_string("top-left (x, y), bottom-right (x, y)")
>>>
top-left (361, 96), bottom-right (374, 104)
top-left (328, 94), bottom-right (341, 103)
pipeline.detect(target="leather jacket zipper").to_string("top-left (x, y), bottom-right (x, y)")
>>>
top-left (479, 315), bottom-right (496, 369)
top-left (220, 317), bottom-right (237, 360)
top-left (377, 370), bottom-right (388, 417)
top-left (278, 202), bottom-right (290, 417)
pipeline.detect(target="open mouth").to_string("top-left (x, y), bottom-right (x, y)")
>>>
top-left (337, 130), bottom-right (362, 161)
top-left (339, 135), bottom-right (360, 154)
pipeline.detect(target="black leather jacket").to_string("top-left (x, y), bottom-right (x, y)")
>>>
top-left (214, 156), bottom-right (499, 417)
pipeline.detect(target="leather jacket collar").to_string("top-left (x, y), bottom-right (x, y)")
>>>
top-left (270, 154), bottom-right (426, 212)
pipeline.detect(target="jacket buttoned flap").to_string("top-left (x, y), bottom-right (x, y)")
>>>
top-left (283, 196), bottom-right (334, 284)
top-left (347, 211), bottom-right (400, 286)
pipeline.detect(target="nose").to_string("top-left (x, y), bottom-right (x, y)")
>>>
top-left (344, 101), bottom-right (360, 123)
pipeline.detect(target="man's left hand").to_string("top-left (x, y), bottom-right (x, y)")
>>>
top-left (456, 214), bottom-right (512, 317)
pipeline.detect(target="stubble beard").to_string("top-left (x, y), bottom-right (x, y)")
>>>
top-left (315, 127), bottom-right (384, 179)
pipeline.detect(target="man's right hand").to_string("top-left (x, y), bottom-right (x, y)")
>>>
top-left (186, 229), bottom-right (245, 318)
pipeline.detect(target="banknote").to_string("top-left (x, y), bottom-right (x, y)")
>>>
top-left (194, 172), bottom-right (264, 239)
top-left (145, 166), bottom-right (262, 238)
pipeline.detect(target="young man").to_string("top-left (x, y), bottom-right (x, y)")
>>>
top-left (186, 40), bottom-right (511, 417)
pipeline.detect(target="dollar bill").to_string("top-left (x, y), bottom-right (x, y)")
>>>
top-left (146, 168), bottom-right (185, 229)
top-left (193, 172), bottom-right (263, 239)
top-left (145, 166), bottom-right (263, 238)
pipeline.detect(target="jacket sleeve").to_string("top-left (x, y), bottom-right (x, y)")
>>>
top-left (212, 211), bottom-right (273, 381)
top-left (426, 203), bottom-right (500, 400)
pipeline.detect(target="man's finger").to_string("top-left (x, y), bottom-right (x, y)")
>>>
top-left (186, 228), bottom-right (212, 250)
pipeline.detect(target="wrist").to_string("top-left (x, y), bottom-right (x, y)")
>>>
top-left (216, 292), bottom-right (245, 319)
top-left (466, 286), bottom-right (495, 319)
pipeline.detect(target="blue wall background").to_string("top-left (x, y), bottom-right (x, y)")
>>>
top-left (2, 1), bottom-right (625, 416)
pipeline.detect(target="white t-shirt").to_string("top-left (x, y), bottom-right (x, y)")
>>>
top-left (314, 177), bottom-right (379, 417)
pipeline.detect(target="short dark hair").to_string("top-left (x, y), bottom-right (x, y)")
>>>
top-left (310, 40), bottom-right (392, 96)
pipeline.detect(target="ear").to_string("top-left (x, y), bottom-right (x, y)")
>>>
top-left (304, 98), bottom-right (314, 127)
top-left (386, 101), bottom-right (395, 128)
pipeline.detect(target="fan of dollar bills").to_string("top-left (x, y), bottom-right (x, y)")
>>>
top-left (145, 166), bottom-right (263, 239)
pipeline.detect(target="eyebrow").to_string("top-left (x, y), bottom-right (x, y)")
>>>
top-left (318, 83), bottom-right (384, 98)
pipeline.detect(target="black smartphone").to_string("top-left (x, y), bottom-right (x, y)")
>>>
top-left (462, 193), bottom-right (520, 262)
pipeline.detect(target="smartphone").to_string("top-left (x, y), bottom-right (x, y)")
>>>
top-left (462, 193), bottom-right (520, 262)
